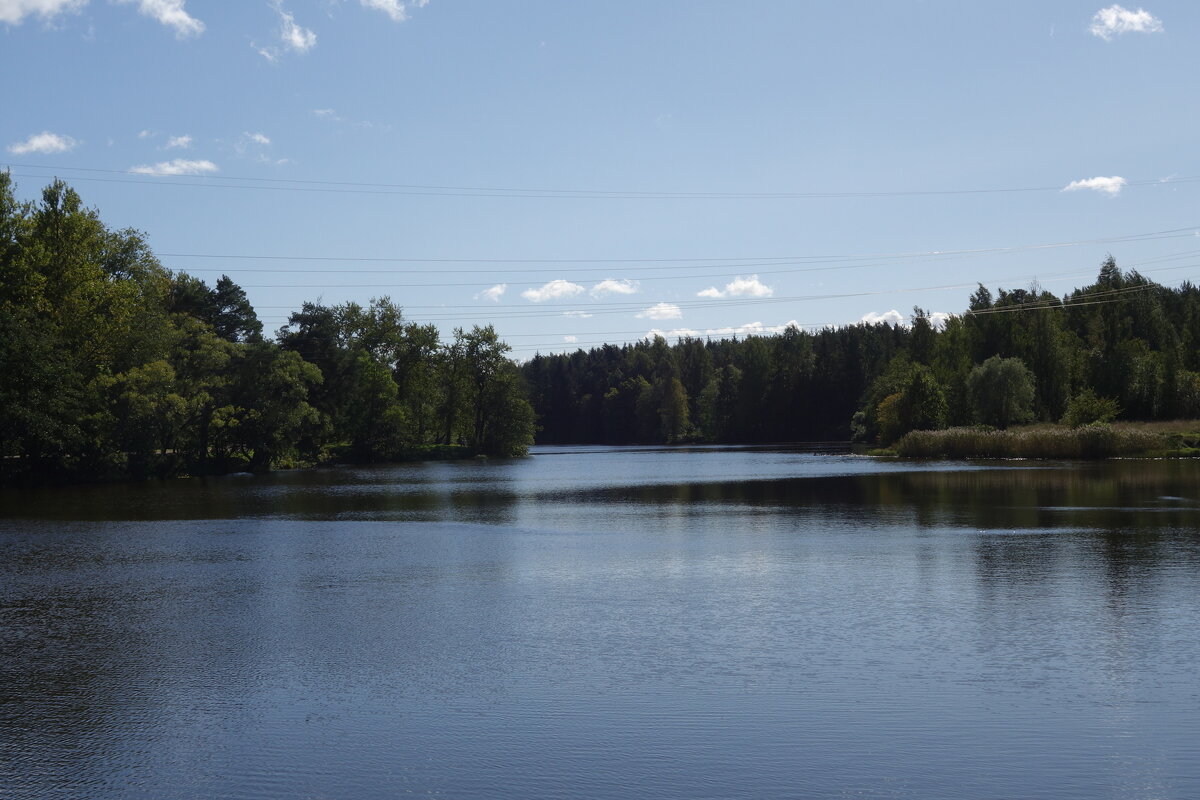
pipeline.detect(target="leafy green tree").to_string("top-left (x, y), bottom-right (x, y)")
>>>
top-left (967, 356), bottom-right (1035, 428)
top-left (658, 377), bottom-right (691, 442)
top-left (229, 343), bottom-right (323, 471)
top-left (478, 366), bottom-right (537, 456)
top-left (875, 364), bottom-right (947, 444)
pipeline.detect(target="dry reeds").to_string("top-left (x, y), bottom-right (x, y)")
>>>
top-left (893, 424), bottom-right (1164, 459)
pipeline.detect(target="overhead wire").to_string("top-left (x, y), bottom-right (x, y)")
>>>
top-left (7, 161), bottom-right (1199, 199)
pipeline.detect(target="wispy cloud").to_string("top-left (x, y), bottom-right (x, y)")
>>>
top-left (7, 131), bottom-right (79, 155)
top-left (164, 134), bottom-right (192, 149)
top-left (521, 280), bottom-right (585, 302)
top-left (563, 335), bottom-right (578, 343)
top-left (313, 108), bottom-right (340, 119)
top-left (360, 0), bottom-right (429, 23)
top-left (130, 158), bottom-right (217, 176)
top-left (475, 283), bottom-right (506, 302)
top-left (697, 274), bottom-right (774, 299)
top-left (1062, 175), bottom-right (1127, 196)
top-left (257, 1), bottom-right (316, 61)
top-left (562, 310), bottom-right (593, 318)
top-left (0, 0), bottom-right (85, 25)
top-left (590, 278), bottom-right (639, 298)
top-left (117, 0), bottom-right (205, 38)
top-left (232, 131), bottom-right (276, 160)
top-left (278, 3), bottom-right (315, 51)
top-left (636, 302), bottom-right (683, 320)
top-left (1090, 5), bottom-right (1163, 40)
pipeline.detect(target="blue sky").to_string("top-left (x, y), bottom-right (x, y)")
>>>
top-left (3, 0), bottom-right (1197, 358)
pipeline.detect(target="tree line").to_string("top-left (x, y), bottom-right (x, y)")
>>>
top-left (524, 258), bottom-right (1200, 445)
top-left (0, 176), bottom-right (534, 484)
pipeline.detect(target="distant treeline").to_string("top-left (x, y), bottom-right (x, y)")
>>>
top-left (523, 258), bottom-right (1200, 446)
top-left (0, 176), bottom-right (534, 484)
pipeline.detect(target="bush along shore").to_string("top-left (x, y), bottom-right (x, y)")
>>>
top-left (880, 422), bottom-right (1200, 460)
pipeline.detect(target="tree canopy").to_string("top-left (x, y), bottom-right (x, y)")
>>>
top-left (524, 258), bottom-right (1200, 447)
top-left (0, 176), bottom-right (535, 485)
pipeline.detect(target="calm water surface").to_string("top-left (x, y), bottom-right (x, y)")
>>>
top-left (2, 446), bottom-right (1199, 799)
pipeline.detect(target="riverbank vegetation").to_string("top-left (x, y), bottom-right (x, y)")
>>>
top-left (524, 258), bottom-right (1200, 454)
top-left (0, 176), bottom-right (534, 484)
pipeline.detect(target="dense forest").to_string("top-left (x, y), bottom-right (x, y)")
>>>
top-left (524, 258), bottom-right (1200, 446)
top-left (0, 175), bottom-right (534, 484)
top-left (6, 174), bottom-right (1199, 484)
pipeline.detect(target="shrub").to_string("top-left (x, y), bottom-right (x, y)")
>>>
top-left (1061, 389), bottom-right (1120, 427)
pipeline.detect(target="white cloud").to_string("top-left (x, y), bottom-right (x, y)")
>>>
top-left (859, 310), bottom-right (951, 329)
top-left (7, 131), bottom-right (78, 155)
top-left (164, 134), bottom-right (192, 149)
top-left (1062, 175), bottom-right (1127, 196)
top-left (0, 0), bottom-right (85, 25)
top-left (234, 132), bottom-right (274, 158)
top-left (708, 322), bottom-right (762, 336)
top-left (697, 274), bottom-right (774, 299)
top-left (130, 158), bottom-right (217, 176)
top-left (590, 278), bottom-right (639, 298)
top-left (563, 335), bottom-right (578, 343)
top-left (258, 1), bottom-right (315, 60)
top-left (521, 279), bottom-right (585, 302)
top-left (861, 310), bottom-right (905, 326)
top-left (138, 129), bottom-right (155, 139)
top-left (699, 320), bottom-right (800, 338)
top-left (313, 108), bottom-right (339, 118)
top-left (475, 283), bottom-right (506, 302)
top-left (278, 5), bottom-right (315, 52)
top-left (118, 0), bottom-right (205, 38)
top-left (360, 0), bottom-right (428, 23)
top-left (636, 302), bottom-right (683, 320)
top-left (562, 310), bottom-right (593, 318)
top-left (644, 327), bottom-right (700, 341)
top-left (1090, 5), bottom-right (1163, 40)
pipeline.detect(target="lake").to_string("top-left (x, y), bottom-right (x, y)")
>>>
top-left (2, 446), bottom-right (1199, 799)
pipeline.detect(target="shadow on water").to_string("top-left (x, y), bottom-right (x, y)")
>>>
top-left (3, 450), bottom-right (1200, 798)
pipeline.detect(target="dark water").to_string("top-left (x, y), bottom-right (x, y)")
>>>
top-left (2, 447), bottom-right (1199, 799)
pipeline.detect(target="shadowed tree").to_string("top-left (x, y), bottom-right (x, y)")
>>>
top-left (968, 356), bottom-right (1036, 429)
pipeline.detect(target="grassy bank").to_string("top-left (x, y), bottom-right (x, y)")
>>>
top-left (888, 421), bottom-right (1200, 459)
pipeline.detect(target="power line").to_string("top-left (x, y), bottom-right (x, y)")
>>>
top-left (7, 162), bottom-right (1200, 200)
top-left (184, 259), bottom-right (1200, 307)
top-left (152, 225), bottom-right (1198, 266)
top-left (246, 267), bottom-right (1197, 326)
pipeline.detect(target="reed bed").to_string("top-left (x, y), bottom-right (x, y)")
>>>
top-left (893, 425), bottom-right (1165, 459)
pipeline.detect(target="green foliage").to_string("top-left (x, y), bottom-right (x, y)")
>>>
top-left (0, 177), bottom-right (534, 484)
top-left (967, 356), bottom-right (1036, 429)
top-left (522, 256), bottom-right (1200, 453)
top-left (1061, 389), bottom-right (1120, 427)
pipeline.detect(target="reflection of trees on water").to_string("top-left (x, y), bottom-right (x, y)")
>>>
top-left (554, 461), bottom-right (1200, 532)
